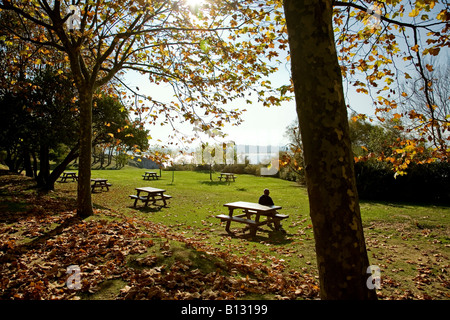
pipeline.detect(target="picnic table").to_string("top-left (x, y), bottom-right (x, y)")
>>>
top-left (218, 173), bottom-right (236, 182)
top-left (216, 201), bottom-right (288, 237)
top-left (59, 172), bottom-right (78, 182)
top-left (129, 187), bottom-right (172, 207)
top-left (142, 171), bottom-right (159, 180)
top-left (91, 178), bottom-right (111, 193)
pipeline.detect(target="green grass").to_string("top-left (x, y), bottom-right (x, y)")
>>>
top-left (55, 167), bottom-right (450, 299)
top-left (89, 168), bottom-right (310, 233)
top-left (61, 169), bottom-right (315, 269)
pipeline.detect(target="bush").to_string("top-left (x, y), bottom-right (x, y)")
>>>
top-left (354, 161), bottom-right (450, 204)
top-left (279, 166), bottom-right (306, 185)
top-left (244, 164), bottom-right (261, 176)
top-left (220, 164), bottom-right (247, 174)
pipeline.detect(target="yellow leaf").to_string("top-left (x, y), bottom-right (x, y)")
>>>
top-left (107, 133), bottom-right (114, 138)
top-left (437, 10), bottom-right (446, 21)
top-left (409, 8), bottom-right (420, 17)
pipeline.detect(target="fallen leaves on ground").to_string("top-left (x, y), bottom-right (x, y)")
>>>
top-left (0, 206), bottom-right (320, 300)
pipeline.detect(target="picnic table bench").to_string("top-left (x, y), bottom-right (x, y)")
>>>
top-left (129, 187), bottom-right (172, 207)
top-left (91, 178), bottom-right (111, 193)
top-left (218, 173), bottom-right (236, 182)
top-left (142, 171), bottom-right (159, 180)
top-left (216, 201), bottom-right (288, 237)
top-left (59, 172), bottom-right (78, 182)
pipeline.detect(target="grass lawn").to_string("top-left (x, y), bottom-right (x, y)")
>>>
top-left (1, 167), bottom-right (449, 300)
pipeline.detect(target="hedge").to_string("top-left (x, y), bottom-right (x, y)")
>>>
top-left (354, 161), bottom-right (450, 205)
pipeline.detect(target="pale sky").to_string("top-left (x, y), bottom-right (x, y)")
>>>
top-left (121, 1), bottom-right (447, 151)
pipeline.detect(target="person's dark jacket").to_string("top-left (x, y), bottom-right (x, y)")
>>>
top-left (258, 194), bottom-right (274, 206)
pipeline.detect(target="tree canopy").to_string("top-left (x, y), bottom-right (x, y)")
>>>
top-left (333, 0), bottom-right (449, 173)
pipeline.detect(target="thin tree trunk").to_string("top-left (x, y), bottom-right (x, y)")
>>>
top-left (283, 0), bottom-right (377, 300)
top-left (43, 143), bottom-right (79, 191)
top-left (36, 143), bottom-right (50, 188)
top-left (23, 150), bottom-right (33, 177)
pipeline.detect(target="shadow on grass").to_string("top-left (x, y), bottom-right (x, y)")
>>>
top-left (359, 198), bottom-right (450, 208)
top-left (217, 227), bottom-right (293, 245)
top-left (129, 205), bottom-right (166, 213)
top-left (199, 180), bottom-right (231, 186)
top-left (0, 214), bottom-right (84, 264)
top-left (0, 179), bottom-right (78, 223)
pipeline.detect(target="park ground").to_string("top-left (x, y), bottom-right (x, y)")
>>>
top-left (0, 167), bottom-right (449, 300)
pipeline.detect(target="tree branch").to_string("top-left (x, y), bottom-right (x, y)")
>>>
top-left (333, 0), bottom-right (445, 30)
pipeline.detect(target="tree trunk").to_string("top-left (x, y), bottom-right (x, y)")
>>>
top-left (107, 147), bottom-right (113, 167)
top-left (43, 144), bottom-right (79, 191)
top-left (6, 147), bottom-right (21, 173)
top-left (77, 89), bottom-right (94, 218)
top-left (283, 0), bottom-right (377, 300)
top-left (36, 143), bottom-right (50, 188)
top-left (32, 151), bottom-right (38, 178)
top-left (23, 150), bottom-right (33, 178)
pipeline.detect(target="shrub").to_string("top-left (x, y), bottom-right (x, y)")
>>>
top-left (354, 161), bottom-right (450, 204)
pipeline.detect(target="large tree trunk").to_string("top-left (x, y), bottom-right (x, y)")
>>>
top-left (283, 0), bottom-right (377, 300)
top-left (77, 89), bottom-right (94, 218)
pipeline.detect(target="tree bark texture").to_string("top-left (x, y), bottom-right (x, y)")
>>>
top-left (76, 89), bottom-right (93, 218)
top-left (36, 143), bottom-right (50, 188)
top-left (283, 0), bottom-right (377, 299)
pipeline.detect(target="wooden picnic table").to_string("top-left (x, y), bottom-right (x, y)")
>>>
top-left (91, 178), bottom-right (111, 193)
top-left (216, 201), bottom-right (288, 237)
top-left (142, 171), bottom-right (159, 180)
top-left (59, 172), bottom-right (78, 182)
top-left (129, 187), bottom-right (172, 207)
top-left (218, 172), bottom-right (236, 182)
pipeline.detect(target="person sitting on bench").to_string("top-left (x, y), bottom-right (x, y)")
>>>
top-left (259, 188), bottom-right (274, 206)
top-left (258, 188), bottom-right (286, 232)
